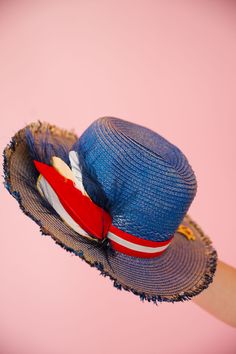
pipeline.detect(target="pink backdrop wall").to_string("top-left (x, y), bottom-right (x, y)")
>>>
top-left (0, 1), bottom-right (235, 353)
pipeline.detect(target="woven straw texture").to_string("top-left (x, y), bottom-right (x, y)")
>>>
top-left (75, 117), bottom-right (197, 242)
top-left (3, 119), bottom-right (217, 303)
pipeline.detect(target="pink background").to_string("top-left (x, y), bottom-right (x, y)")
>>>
top-left (0, 1), bottom-right (236, 353)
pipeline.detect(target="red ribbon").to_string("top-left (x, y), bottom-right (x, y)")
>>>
top-left (34, 160), bottom-right (112, 240)
top-left (34, 160), bottom-right (173, 258)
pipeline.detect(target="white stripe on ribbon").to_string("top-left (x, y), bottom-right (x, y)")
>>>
top-left (106, 232), bottom-right (170, 253)
top-left (69, 151), bottom-right (87, 195)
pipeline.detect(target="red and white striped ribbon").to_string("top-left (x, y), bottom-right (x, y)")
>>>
top-left (34, 151), bottom-right (173, 258)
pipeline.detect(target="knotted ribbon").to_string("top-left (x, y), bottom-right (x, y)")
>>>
top-left (34, 151), bottom-right (193, 258)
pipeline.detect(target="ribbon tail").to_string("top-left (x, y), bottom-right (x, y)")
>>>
top-left (69, 150), bottom-right (87, 195)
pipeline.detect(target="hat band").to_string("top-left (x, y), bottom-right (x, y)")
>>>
top-left (34, 158), bottom-right (173, 258)
top-left (107, 225), bottom-right (172, 258)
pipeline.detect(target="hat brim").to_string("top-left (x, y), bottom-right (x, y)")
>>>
top-left (3, 121), bottom-right (217, 303)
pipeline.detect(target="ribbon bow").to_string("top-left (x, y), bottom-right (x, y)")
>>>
top-left (34, 151), bottom-right (193, 258)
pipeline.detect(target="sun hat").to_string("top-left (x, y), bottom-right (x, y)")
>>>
top-left (3, 116), bottom-right (217, 304)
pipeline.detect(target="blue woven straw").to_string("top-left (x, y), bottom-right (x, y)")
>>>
top-left (3, 118), bottom-right (217, 303)
top-left (73, 117), bottom-right (197, 242)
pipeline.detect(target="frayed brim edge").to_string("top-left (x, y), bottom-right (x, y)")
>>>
top-left (2, 121), bottom-right (218, 305)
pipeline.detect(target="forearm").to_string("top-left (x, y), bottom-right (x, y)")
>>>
top-left (192, 259), bottom-right (236, 327)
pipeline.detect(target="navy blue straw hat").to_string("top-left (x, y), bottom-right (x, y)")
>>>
top-left (3, 117), bottom-right (217, 303)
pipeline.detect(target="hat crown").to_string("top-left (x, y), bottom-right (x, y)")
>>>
top-left (72, 117), bottom-right (197, 242)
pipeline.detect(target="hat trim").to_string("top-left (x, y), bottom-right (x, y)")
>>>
top-left (35, 156), bottom-right (173, 258)
top-left (3, 121), bottom-right (218, 304)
